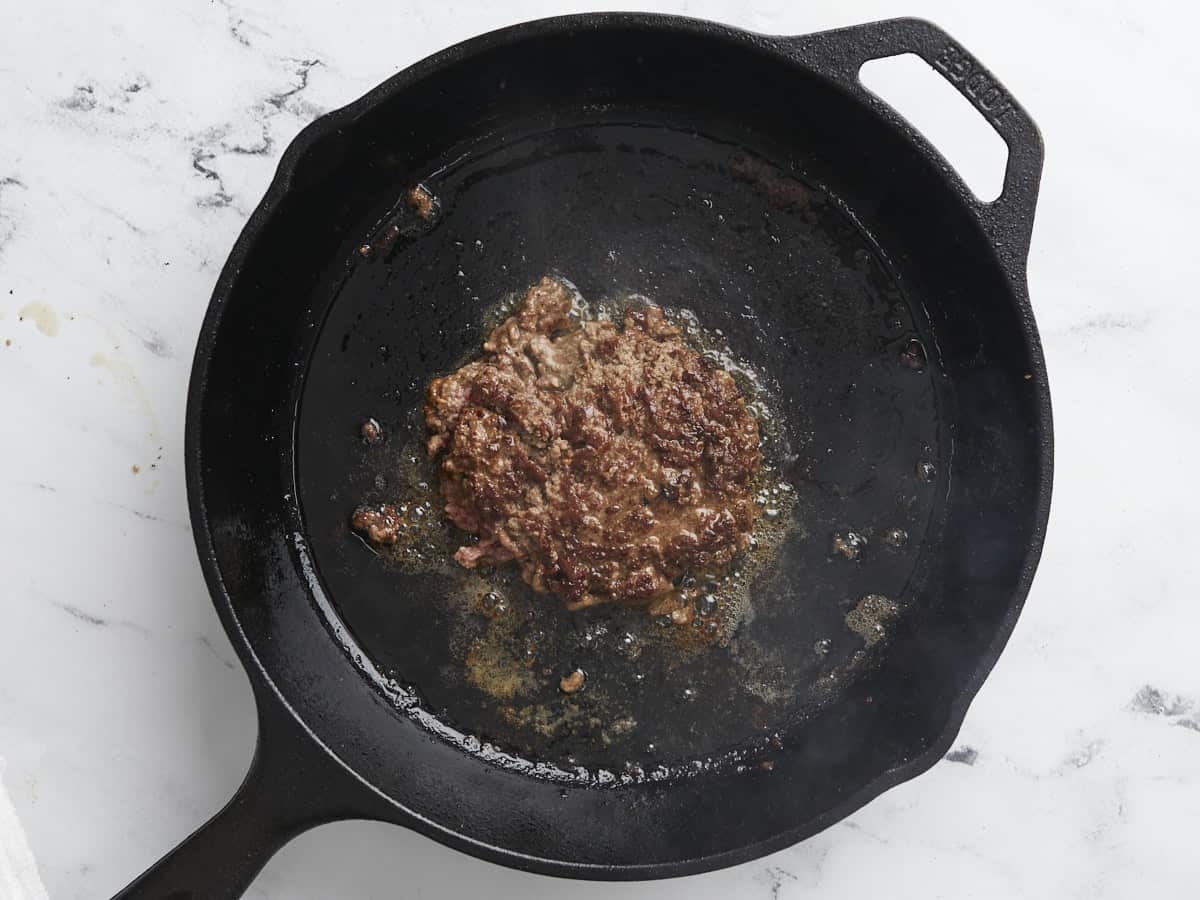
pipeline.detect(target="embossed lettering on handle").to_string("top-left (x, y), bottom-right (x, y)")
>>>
top-left (932, 44), bottom-right (1019, 128)
top-left (783, 17), bottom-right (1044, 259)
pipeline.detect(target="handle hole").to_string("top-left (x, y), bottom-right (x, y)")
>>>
top-left (859, 53), bottom-right (1008, 202)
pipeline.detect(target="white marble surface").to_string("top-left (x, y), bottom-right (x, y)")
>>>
top-left (2, 0), bottom-right (1198, 897)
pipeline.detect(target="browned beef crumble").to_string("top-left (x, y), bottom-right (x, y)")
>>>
top-left (369, 276), bottom-right (762, 611)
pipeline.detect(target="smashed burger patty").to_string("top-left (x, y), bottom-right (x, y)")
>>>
top-left (366, 276), bottom-right (762, 611)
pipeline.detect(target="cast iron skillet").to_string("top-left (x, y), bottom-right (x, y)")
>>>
top-left (114, 13), bottom-right (1050, 899)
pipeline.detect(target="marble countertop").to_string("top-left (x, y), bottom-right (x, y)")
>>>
top-left (2, 1), bottom-right (1197, 897)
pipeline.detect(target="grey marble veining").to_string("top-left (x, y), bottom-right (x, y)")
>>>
top-left (2, 1), bottom-right (1198, 898)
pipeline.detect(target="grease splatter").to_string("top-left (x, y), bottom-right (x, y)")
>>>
top-left (18, 301), bottom-right (59, 336)
top-left (845, 594), bottom-right (899, 648)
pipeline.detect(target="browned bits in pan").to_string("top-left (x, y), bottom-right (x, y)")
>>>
top-left (559, 669), bottom-right (586, 694)
top-left (351, 505), bottom-right (404, 544)
top-left (405, 184), bottom-right (437, 219)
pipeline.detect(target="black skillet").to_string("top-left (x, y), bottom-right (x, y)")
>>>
top-left (114, 13), bottom-right (1050, 898)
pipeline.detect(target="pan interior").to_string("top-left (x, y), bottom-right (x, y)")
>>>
top-left (295, 110), bottom-right (948, 776)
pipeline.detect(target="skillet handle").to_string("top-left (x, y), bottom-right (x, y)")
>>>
top-left (111, 687), bottom-right (378, 900)
top-left (784, 17), bottom-right (1044, 270)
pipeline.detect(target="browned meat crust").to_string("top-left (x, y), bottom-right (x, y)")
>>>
top-left (351, 505), bottom-right (405, 545)
top-left (421, 276), bottom-right (761, 611)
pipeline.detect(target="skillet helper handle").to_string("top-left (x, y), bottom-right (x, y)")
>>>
top-left (112, 692), bottom-right (368, 900)
top-left (785, 17), bottom-right (1044, 269)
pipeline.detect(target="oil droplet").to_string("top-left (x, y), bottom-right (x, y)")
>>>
top-left (580, 622), bottom-right (608, 649)
top-left (481, 591), bottom-right (508, 615)
top-left (360, 417), bottom-right (384, 445)
top-left (882, 527), bottom-right (909, 548)
top-left (694, 594), bottom-right (718, 616)
top-left (615, 631), bottom-right (641, 660)
top-left (916, 460), bottom-right (937, 482)
top-left (831, 530), bottom-right (867, 560)
top-left (814, 638), bottom-right (831, 656)
top-left (682, 686), bottom-right (697, 703)
top-left (845, 594), bottom-right (900, 648)
top-left (899, 338), bottom-right (927, 369)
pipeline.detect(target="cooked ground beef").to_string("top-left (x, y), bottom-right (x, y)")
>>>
top-left (418, 276), bottom-right (761, 611)
top-left (351, 505), bottom-right (405, 544)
